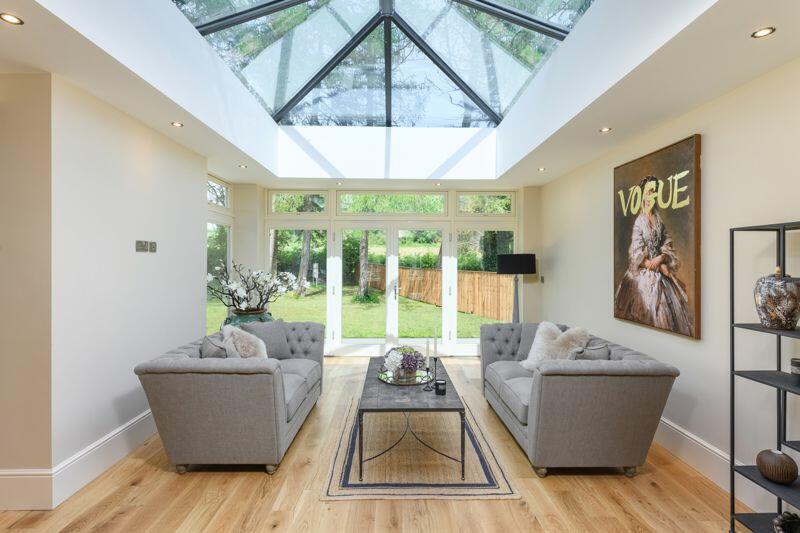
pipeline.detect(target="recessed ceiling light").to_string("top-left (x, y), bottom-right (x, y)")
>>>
top-left (435, 182), bottom-right (441, 186)
top-left (170, 121), bottom-right (184, 128)
top-left (538, 167), bottom-right (546, 172)
top-left (751, 27), bottom-right (776, 39)
top-left (238, 164), bottom-right (248, 169)
top-left (0, 13), bottom-right (24, 25)
top-left (599, 126), bottom-right (612, 133)
top-left (336, 181), bottom-right (343, 186)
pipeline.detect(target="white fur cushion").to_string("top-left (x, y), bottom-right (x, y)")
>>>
top-left (520, 322), bottom-right (589, 370)
top-left (222, 325), bottom-right (267, 359)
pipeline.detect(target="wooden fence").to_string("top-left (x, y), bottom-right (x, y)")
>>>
top-left (358, 263), bottom-right (513, 321)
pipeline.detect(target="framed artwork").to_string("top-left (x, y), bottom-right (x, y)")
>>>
top-left (613, 135), bottom-right (701, 339)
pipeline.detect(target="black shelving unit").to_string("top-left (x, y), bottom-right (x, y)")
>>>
top-left (730, 221), bottom-right (800, 532)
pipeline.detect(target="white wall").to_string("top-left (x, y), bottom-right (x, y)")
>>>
top-left (536, 57), bottom-right (800, 509)
top-left (49, 77), bottom-right (207, 505)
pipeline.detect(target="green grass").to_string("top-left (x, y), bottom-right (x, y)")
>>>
top-left (206, 285), bottom-right (498, 338)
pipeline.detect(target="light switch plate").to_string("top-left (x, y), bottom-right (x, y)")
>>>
top-left (135, 240), bottom-right (149, 252)
top-left (149, 241), bottom-right (157, 253)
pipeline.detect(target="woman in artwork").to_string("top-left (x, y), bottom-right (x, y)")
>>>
top-left (614, 176), bottom-right (694, 336)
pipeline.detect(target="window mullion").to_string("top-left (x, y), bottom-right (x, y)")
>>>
top-left (197, 0), bottom-right (314, 36)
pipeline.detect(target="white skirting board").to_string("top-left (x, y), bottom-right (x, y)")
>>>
top-left (655, 416), bottom-right (775, 511)
top-left (0, 410), bottom-right (156, 511)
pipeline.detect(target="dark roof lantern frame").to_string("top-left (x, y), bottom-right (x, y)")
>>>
top-left (194, 0), bottom-right (574, 127)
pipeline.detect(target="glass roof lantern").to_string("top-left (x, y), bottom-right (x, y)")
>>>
top-left (174, 0), bottom-right (592, 127)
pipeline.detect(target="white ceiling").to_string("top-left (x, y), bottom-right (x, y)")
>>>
top-left (1, 0), bottom-right (798, 189)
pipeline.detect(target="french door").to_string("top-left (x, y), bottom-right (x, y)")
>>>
top-left (330, 221), bottom-right (451, 355)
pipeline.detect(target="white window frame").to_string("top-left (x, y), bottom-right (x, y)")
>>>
top-left (336, 190), bottom-right (449, 219)
top-left (207, 175), bottom-right (234, 216)
top-left (455, 190), bottom-right (516, 218)
top-left (267, 189), bottom-right (329, 219)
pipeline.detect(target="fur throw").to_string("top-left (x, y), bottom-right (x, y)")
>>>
top-left (520, 321), bottom-right (589, 370)
top-left (222, 325), bottom-right (267, 358)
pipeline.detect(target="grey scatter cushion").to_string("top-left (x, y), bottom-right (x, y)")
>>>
top-left (568, 343), bottom-right (611, 361)
top-left (516, 323), bottom-right (539, 361)
top-left (200, 333), bottom-right (227, 359)
top-left (222, 325), bottom-right (266, 358)
top-left (239, 319), bottom-right (291, 359)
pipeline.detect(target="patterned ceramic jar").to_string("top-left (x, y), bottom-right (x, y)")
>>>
top-left (754, 267), bottom-right (800, 330)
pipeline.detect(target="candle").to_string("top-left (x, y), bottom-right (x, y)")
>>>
top-left (426, 339), bottom-right (430, 368)
top-left (434, 338), bottom-right (438, 357)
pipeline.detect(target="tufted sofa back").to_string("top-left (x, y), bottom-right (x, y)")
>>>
top-left (284, 322), bottom-right (325, 359)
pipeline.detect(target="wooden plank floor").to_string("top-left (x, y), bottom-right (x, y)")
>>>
top-left (0, 358), bottom-right (749, 532)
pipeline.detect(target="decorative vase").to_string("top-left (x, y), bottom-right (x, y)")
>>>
top-left (756, 449), bottom-right (798, 485)
top-left (754, 267), bottom-right (800, 330)
top-left (394, 368), bottom-right (418, 384)
top-left (773, 511), bottom-right (800, 533)
top-left (223, 309), bottom-right (274, 328)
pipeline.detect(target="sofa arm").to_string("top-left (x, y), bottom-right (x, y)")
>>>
top-left (534, 359), bottom-right (680, 377)
top-left (134, 356), bottom-right (280, 375)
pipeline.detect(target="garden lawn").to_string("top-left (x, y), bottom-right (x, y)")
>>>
top-left (206, 286), bottom-right (497, 338)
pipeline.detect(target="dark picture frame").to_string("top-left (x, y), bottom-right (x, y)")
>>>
top-left (613, 135), bottom-right (701, 339)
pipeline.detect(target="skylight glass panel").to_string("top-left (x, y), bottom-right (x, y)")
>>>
top-left (205, 0), bottom-right (379, 113)
top-left (395, 0), bottom-right (559, 115)
top-left (175, 0), bottom-right (276, 27)
top-left (489, 0), bottom-right (592, 29)
top-left (281, 25), bottom-right (386, 126)
top-left (391, 25), bottom-right (493, 127)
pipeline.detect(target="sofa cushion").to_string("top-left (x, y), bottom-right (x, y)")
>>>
top-left (516, 323), bottom-right (539, 361)
top-left (499, 377), bottom-right (532, 424)
top-left (279, 358), bottom-right (321, 390)
top-left (283, 373), bottom-right (308, 422)
top-left (485, 361), bottom-right (532, 397)
top-left (240, 320), bottom-right (291, 359)
top-left (199, 333), bottom-right (227, 358)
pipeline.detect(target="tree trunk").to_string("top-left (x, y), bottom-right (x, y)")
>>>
top-left (435, 243), bottom-right (443, 269)
top-left (296, 229), bottom-right (311, 297)
top-left (358, 230), bottom-right (369, 298)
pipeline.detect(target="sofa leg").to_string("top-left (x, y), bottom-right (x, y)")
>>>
top-left (176, 465), bottom-right (187, 474)
top-left (623, 466), bottom-right (637, 478)
top-left (534, 466), bottom-right (548, 478)
top-left (265, 465), bottom-right (277, 475)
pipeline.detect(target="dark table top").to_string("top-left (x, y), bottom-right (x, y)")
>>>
top-left (358, 356), bottom-right (464, 412)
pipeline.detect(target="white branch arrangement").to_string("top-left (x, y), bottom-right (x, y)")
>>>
top-left (207, 261), bottom-right (305, 313)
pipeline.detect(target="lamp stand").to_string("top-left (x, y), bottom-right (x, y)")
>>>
top-left (512, 274), bottom-right (520, 323)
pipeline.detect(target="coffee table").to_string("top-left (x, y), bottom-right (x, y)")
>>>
top-left (357, 356), bottom-right (465, 480)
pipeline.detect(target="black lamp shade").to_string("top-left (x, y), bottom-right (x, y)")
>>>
top-left (496, 254), bottom-right (536, 275)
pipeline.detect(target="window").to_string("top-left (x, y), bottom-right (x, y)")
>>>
top-left (268, 229), bottom-right (328, 325)
top-left (456, 229), bottom-right (515, 338)
top-left (338, 192), bottom-right (446, 215)
top-left (207, 179), bottom-right (230, 208)
top-left (206, 222), bottom-right (230, 334)
top-left (270, 192), bottom-right (326, 214)
top-left (458, 193), bottom-right (514, 216)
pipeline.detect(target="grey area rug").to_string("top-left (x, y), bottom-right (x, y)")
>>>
top-left (323, 399), bottom-right (518, 500)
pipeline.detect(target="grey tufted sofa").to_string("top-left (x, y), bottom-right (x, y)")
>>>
top-left (480, 323), bottom-right (678, 477)
top-left (134, 322), bottom-right (324, 474)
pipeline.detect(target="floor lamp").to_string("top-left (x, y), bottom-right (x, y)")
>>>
top-left (496, 254), bottom-right (536, 323)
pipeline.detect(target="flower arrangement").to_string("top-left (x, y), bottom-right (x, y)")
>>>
top-left (384, 346), bottom-right (425, 375)
top-left (207, 261), bottom-right (304, 314)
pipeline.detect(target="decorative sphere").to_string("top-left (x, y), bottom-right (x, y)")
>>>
top-left (756, 449), bottom-right (798, 485)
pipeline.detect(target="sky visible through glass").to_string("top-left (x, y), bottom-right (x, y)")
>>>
top-left (174, 0), bottom-right (592, 127)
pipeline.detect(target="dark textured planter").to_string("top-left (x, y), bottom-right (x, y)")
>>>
top-left (773, 511), bottom-right (800, 533)
top-left (756, 449), bottom-right (798, 485)
top-left (754, 268), bottom-right (800, 330)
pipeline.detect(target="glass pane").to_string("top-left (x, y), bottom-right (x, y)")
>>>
top-left (205, 0), bottom-right (379, 113)
top-left (206, 222), bottom-right (230, 334)
top-left (395, 0), bottom-right (559, 115)
top-left (268, 229), bottom-right (328, 325)
top-left (398, 230), bottom-right (443, 338)
top-left (456, 229), bottom-right (514, 337)
top-left (391, 24), bottom-right (493, 127)
top-left (281, 25), bottom-right (385, 126)
top-left (207, 179), bottom-right (229, 207)
top-left (489, 0), bottom-right (592, 29)
top-left (174, 0), bottom-right (277, 27)
top-left (271, 192), bottom-right (326, 213)
top-left (458, 194), bottom-right (513, 215)
top-left (339, 193), bottom-right (446, 214)
top-left (342, 230), bottom-right (387, 339)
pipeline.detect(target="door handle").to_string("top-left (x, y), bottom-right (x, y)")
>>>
top-left (395, 284), bottom-right (399, 299)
